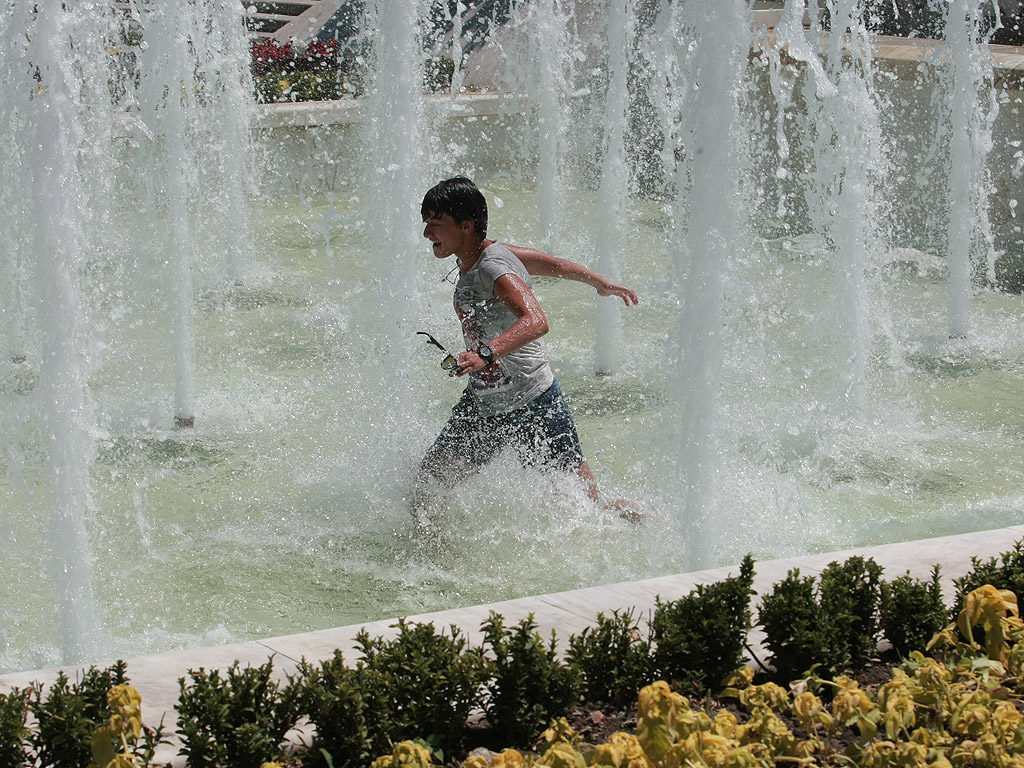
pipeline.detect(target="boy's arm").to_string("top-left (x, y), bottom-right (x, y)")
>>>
top-left (455, 273), bottom-right (549, 375)
top-left (506, 244), bottom-right (639, 306)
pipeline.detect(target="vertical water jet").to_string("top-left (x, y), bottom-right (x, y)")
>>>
top-left (668, 0), bottom-right (750, 557)
top-left (25, 0), bottom-right (111, 665)
top-left (528, 0), bottom-right (573, 248)
top-left (942, 0), bottom-right (999, 338)
top-left (450, 1), bottom-right (467, 98)
top-left (592, 0), bottom-right (632, 375)
top-left (131, 0), bottom-right (254, 429)
top-left (351, 0), bottom-right (428, 459)
top-left (815, 0), bottom-right (884, 417)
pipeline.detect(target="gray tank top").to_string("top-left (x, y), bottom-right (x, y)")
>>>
top-left (453, 242), bottom-right (554, 416)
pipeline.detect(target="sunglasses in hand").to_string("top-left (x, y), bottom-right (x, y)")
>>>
top-left (417, 331), bottom-right (463, 376)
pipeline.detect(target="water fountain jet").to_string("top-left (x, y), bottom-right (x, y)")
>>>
top-left (942, 0), bottom-right (1000, 339)
top-left (591, 0), bottom-right (631, 375)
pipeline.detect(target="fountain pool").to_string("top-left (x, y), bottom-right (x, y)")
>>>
top-left (2, 0), bottom-right (1024, 674)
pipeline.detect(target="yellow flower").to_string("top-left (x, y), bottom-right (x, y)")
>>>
top-left (1007, 635), bottom-right (1024, 676)
top-left (952, 733), bottom-right (1003, 766)
top-left (896, 741), bottom-right (928, 766)
top-left (831, 676), bottom-right (876, 724)
top-left (792, 691), bottom-right (832, 730)
top-left (676, 706), bottom-right (714, 739)
top-left (107, 685), bottom-right (143, 741)
top-left (858, 740), bottom-right (896, 768)
top-left (830, 676), bottom-right (881, 745)
top-left (926, 751), bottom-right (954, 768)
top-left (712, 709), bottom-right (740, 739)
top-left (636, 681), bottom-right (689, 764)
top-left (541, 718), bottom-right (577, 747)
top-left (738, 682), bottom-right (789, 713)
top-left (666, 733), bottom-right (754, 768)
top-left (539, 741), bottom-right (585, 768)
top-left (951, 692), bottom-right (992, 737)
top-left (910, 654), bottom-right (951, 685)
top-left (462, 757), bottom-right (490, 768)
top-left (372, 741), bottom-right (436, 768)
top-left (637, 681), bottom-right (684, 723)
top-left (864, 741), bottom-right (941, 768)
top-left (956, 585), bottom-right (1020, 662)
top-left (588, 733), bottom-right (651, 768)
top-left (793, 739), bottom-right (822, 759)
top-left (992, 699), bottom-right (1024, 743)
top-left (878, 673), bottom-right (917, 739)
top-left (394, 741), bottom-right (436, 767)
top-left (740, 709), bottom-right (797, 757)
top-left (722, 667), bottom-right (755, 687)
top-left (492, 750), bottom-right (526, 768)
top-left (589, 741), bottom-right (629, 768)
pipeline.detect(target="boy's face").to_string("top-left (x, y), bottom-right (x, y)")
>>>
top-left (422, 211), bottom-right (475, 260)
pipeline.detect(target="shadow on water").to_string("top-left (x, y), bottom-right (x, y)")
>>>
top-left (95, 435), bottom-right (226, 470)
top-left (904, 350), bottom-right (1008, 378)
top-left (197, 285), bottom-right (313, 312)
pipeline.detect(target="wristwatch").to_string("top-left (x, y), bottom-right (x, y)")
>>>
top-left (477, 344), bottom-right (495, 365)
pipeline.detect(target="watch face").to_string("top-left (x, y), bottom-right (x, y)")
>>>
top-left (479, 344), bottom-right (494, 362)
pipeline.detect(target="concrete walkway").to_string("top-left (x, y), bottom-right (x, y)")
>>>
top-left (3, 524), bottom-right (1023, 763)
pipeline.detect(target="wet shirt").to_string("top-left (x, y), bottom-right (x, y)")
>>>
top-left (453, 242), bottom-right (554, 416)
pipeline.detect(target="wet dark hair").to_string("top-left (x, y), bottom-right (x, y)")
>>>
top-left (420, 176), bottom-right (487, 238)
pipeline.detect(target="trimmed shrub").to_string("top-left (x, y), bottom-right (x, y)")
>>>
top-left (758, 568), bottom-right (843, 683)
top-left (355, 620), bottom-right (488, 760)
top-left (952, 539), bottom-right (1024, 617)
top-left (481, 612), bottom-right (579, 747)
top-left (176, 659), bottom-right (301, 768)
top-left (819, 556), bottom-right (884, 669)
top-left (652, 554), bottom-right (755, 694)
top-left (567, 608), bottom-right (654, 708)
top-left (294, 650), bottom-right (375, 768)
top-left (31, 661), bottom-right (130, 768)
top-left (760, 556), bottom-right (887, 682)
top-left (0, 687), bottom-right (30, 768)
top-left (880, 565), bottom-right (946, 657)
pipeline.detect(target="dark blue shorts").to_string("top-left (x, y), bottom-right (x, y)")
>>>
top-left (426, 380), bottom-right (585, 472)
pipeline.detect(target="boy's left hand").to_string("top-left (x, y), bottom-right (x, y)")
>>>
top-left (455, 350), bottom-right (486, 375)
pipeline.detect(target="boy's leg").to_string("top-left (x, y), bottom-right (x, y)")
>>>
top-left (576, 459), bottom-right (599, 502)
top-left (410, 390), bottom-right (497, 525)
top-left (524, 382), bottom-right (643, 521)
top-left (410, 446), bottom-right (478, 537)
top-left (573, 457), bottom-right (641, 521)
top-left (411, 445), bottom-right (477, 509)
top-left (521, 382), bottom-right (605, 502)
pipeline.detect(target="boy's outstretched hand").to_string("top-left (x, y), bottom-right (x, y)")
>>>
top-left (597, 280), bottom-right (639, 306)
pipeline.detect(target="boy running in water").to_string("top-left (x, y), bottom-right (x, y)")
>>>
top-left (413, 177), bottom-right (639, 521)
